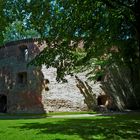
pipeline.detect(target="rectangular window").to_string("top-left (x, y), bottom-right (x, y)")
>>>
top-left (17, 72), bottom-right (27, 84)
top-left (19, 45), bottom-right (28, 61)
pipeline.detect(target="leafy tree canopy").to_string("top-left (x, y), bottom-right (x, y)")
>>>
top-left (0, 0), bottom-right (140, 82)
top-left (3, 20), bottom-right (40, 43)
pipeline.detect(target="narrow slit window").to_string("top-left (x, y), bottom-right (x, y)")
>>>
top-left (19, 45), bottom-right (28, 60)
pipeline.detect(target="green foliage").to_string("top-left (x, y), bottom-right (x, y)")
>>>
top-left (0, 0), bottom-right (8, 45)
top-left (31, 0), bottom-right (140, 81)
top-left (0, 0), bottom-right (140, 82)
top-left (2, 20), bottom-right (40, 43)
top-left (0, 0), bottom-right (51, 44)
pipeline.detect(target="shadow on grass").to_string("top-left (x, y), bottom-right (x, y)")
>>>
top-left (11, 113), bottom-right (140, 140)
top-left (0, 114), bottom-right (47, 120)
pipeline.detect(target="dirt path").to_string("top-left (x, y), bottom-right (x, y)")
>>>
top-left (0, 112), bottom-right (127, 119)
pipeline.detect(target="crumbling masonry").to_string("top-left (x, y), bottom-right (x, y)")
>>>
top-left (0, 39), bottom-right (112, 113)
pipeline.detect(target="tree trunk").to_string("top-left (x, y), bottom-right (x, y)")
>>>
top-left (131, 0), bottom-right (140, 108)
top-left (75, 76), bottom-right (97, 111)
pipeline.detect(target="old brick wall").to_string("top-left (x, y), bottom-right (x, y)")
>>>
top-left (41, 66), bottom-right (89, 112)
top-left (0, 39), bottom-right (45, 113)
top-left (0, 39), bottom-right (108, 113)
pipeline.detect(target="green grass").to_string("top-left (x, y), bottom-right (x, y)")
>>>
top-left (0, 112), bottom-right (140, 140)
top-left (0, 113), bottom-right (47, 116)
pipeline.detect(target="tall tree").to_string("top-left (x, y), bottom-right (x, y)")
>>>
top-left (31, 0), bottom-right (140, 107)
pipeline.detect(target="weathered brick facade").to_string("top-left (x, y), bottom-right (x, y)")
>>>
top-left (0, 39), bottom-right (46, 113)
top-left (0, 39), bottom-right (111, 113)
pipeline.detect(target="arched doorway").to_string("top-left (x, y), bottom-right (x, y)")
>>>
top-left (97, 95), bottom-right (108, 106)
top-left (0, 95), bottom-right (7, 113)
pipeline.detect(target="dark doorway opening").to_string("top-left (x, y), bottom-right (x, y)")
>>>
top-left (0, 95), bottom-right (7, 113)
top-left (98, 96), bottom-right (102, 105)
top-left (97, 95), bottom-right (108, 106)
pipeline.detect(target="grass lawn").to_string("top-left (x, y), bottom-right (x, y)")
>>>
top-left (0, 112), bottom-right (140, 140)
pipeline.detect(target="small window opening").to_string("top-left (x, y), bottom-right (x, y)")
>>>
top-left (97, 75), bottom-right (102, 81)
top-left (45, 87), bottom-right (49, 91)
top-left (17, 72), bottom-right (27, 84)
top-left (19, 45), bottom-right (28, 61)
top-left (44, 79), bottom-right (49, 84)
